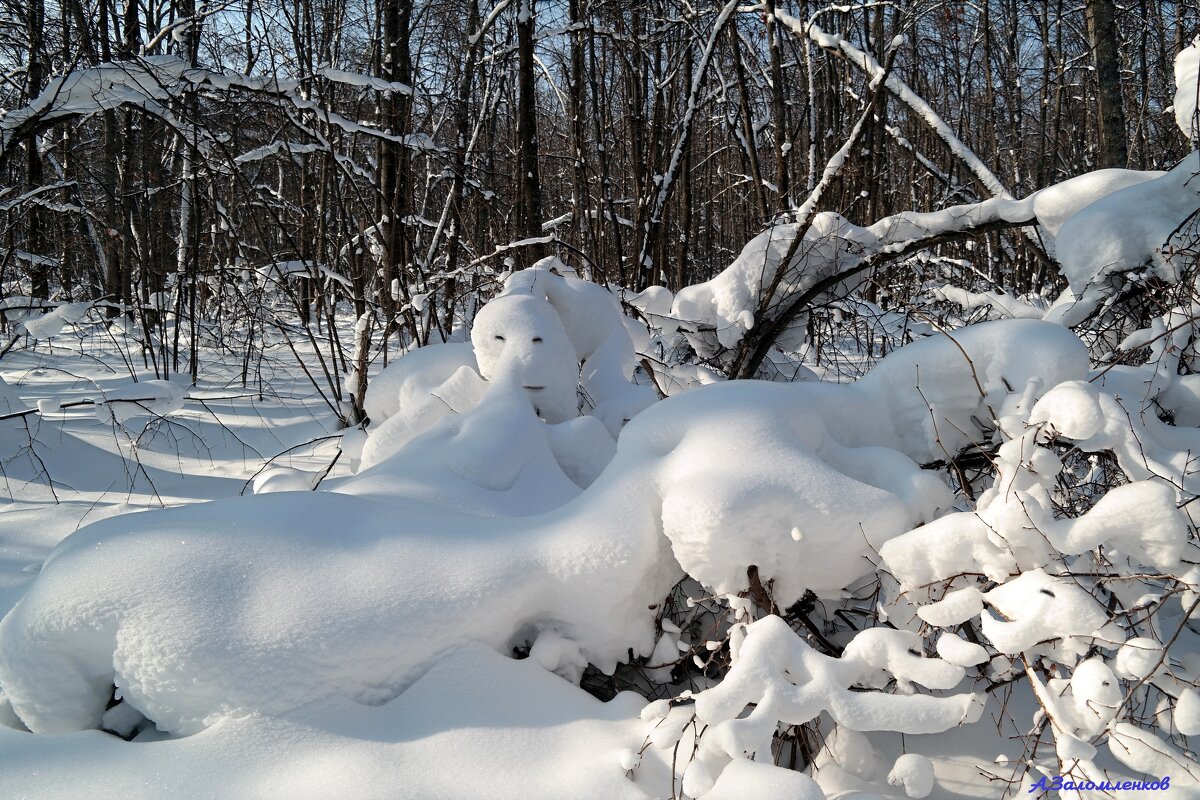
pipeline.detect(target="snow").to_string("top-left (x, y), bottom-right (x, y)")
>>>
top-left (470, 291), bottom-right (581, 424)
top-left (362, 341), bottom-right (477, 424)
top-left (1176, 38), bottom-right (1200, 143)
top-left (1030, 168), bottom-right (1165, 237)
top-left (1108, 723), bottom-right (1200, 785)
top-left (251, 466), bottom-right (324, 493)
top-left (320, 66), bottom-right (413, 95)
top-left (1055, 155), bottom-right (1200, 293)
top-left (1, 57), bottom-right (196, 141)
top-left (978, 569), bottom-right (1108, 655)
top-left (1177, 689), bottom-right (1200, 736)
top-left (652, 379), bottom-right (950, 603)
top-left (1114, 637), bottom-right (1164, 681)
top-left (0, 644), bottom-right (658, 800)
top-left (1030, 376), bottom-right (1200, 529)
top-left (93, 379), bottom-right (188, 426)
top-left (6, 43), bottom-right (1200, 793)
top-left (0, 469), bottom-right (674, 734)
top-left (704, 758), bottom-right (825, 800)
top-left (20, 301), bottom-right (93, 339)
top-left (931, 285), bottom-right (1043, 319)
top-left (0, 304), bottom-right (1088, 797)
top-left (935, 633), bottom-right (989, 668)
top-left (917, 587), bottom-right (984, 628)
top-left (680, 616), bottom-right (980, 796)
top-left (888, 753), bottom-right (936, 798)
top-left (500, 259), bottom-right (657, 434)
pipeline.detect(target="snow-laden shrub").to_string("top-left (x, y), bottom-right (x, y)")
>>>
top-left (0, 301), bottom-right (1083, 743)
top-left (4, 38), bottom-right (1200, 800)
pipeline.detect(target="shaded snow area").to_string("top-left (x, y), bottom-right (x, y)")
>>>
top-left (2, 40), bottom-right (1200, 800)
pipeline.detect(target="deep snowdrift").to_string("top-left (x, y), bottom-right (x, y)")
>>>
top-left (3, 40), bottom-right (1200, 799)
top-left (0, 313), bottom-right (1084, 740)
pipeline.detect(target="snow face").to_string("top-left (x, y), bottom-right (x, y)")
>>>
top-left (470, 292), bottom-right (580, 424)
top-left (500, 259), bottom-right (657, 434)
top-left (360, 260), bottom-right (655, 483)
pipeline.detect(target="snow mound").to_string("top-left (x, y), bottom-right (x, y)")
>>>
top-left (1031, 168), bottom-right (1165, 238)
top-left (343, 375), bottom-right (612, 515)
top-left (675, 616), bottom-right (980, 797)
top-left (0, 644), bottom-right (656, 800)
top-left (672, 213), bottom-right (874, 357)
top-left (93, 379), bottom-right (187, 425)
top-left (0, 375), bottom-right (29, 417)
top-left (652, 380), bottom-right (951, 602)
top-left (1177, 38), bottom-right (1199, 143)
top-left (362, 341), bottom-right (476, 426)
top-left (0, 316), bottom-right (1090, 742)
top-left (20, 301), bottom-right (93, 340)
top-left (0, 481), bottom-right (675, 734)
top-left (1055, 155), bottom-right (1200, 294)
top-left (834, 319), bottom-right (1088, 464)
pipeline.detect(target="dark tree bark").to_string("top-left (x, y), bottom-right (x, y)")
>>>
top-left (378, 0), bottom-right (416, 338)
top-left (1086, 0), bottom-right (1129, 168)
top-left (24, 0), bottom-right (48, 299)
top-left (516, 0), bottom-right (545, 262)
top-left (764, 0), bottom-right (789, 210)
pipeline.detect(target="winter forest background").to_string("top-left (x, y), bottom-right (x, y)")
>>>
top-left (0, 0), bottom-right (1199, 798)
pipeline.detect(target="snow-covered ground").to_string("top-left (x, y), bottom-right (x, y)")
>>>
top-left (0, 33), bottom-right (1197, 800)
top-left (0, 310), bottom-right (1057, 800)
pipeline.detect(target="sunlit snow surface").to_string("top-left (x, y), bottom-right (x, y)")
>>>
top-left (0, 311), bottom-right (1089, 798)
top-left (2, 41), bottom-right (1200, 799)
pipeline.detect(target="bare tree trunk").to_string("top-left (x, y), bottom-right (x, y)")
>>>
top-left (444, 0), bottom-right (481, 320)
top-left (568, 0), bottom-right (592, 274)
top-left (378, 0), bottom-right (415, 339)
top-left (516, 0), bottom-right (545, 262)
top-left (24, 0), bottom-right (48, 300)
top-left (1086, 0), bottom-right (1128, 168)
top-left (118, 0), bottom-right (140, 318)
top-left (729, 18), bottom-right (769, 223)
top-left (764, 0), bottom-right (789, 210)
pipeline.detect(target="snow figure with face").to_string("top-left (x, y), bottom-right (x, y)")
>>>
top-left (348, 290), bottom-right (615, 513)
top-left (470, 293), bottom-right (580, 423)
